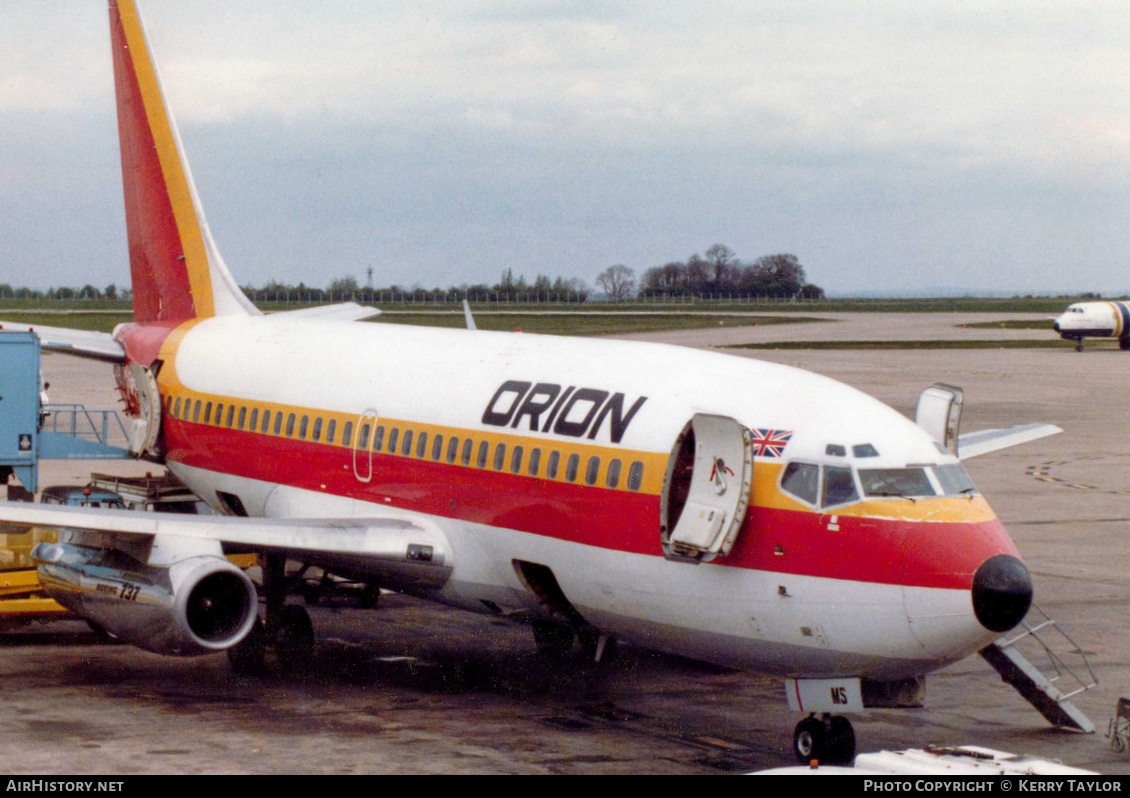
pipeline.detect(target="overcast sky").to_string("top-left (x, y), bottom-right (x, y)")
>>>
top-left (4, 1), bottom-right (1130, 296)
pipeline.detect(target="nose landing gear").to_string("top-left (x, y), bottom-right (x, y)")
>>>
top-left (793, 714), bottom-right (856, 766)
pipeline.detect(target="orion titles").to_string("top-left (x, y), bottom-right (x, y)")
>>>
top-left (482, 380), bottom-right (647, 444)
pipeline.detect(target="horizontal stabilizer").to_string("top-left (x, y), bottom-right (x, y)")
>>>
top-left (265, 302), bottom-right (381, 322)
top-left (0, 322), bottom-right (124, 362)
top-left (0, 502), bottom-right (451, 593)
top-left (957, 423), bottom-right (1062, 460)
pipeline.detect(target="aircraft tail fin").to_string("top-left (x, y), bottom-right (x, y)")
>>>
top-left (109, 0), bottom-right (260, 323)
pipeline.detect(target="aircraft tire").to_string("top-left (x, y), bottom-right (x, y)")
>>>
top-left (228, 617), bottom-right (267, 676)
top-left (532, 620), bottom-right (575, 658)
top-left (825, 716), bottom-right (856, 766)
top-left (792, 717), bottom-right (826, 764)
top-left (277, 604), bottom-right (315, 675)
top-left (1121, 337), bottom-right (1130, 351)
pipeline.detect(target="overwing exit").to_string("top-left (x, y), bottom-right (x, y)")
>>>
top-left (0, 0), bottom-right (1067, 767)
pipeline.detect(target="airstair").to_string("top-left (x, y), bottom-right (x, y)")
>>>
top-left (979, 603), bottom-right (1097, 732)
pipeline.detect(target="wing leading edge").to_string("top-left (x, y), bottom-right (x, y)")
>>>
top-left (957, 423), bottom-right (1062, 460)
top-left (0, 502), bottom-right (453, 594)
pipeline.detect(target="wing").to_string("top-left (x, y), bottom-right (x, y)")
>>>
top-left (0, 501), bottom-right (451, 594)
top-left (957, 423), bottom-right (1062, 460)
top-left (265, 302), bottom-right (381, 322)
top-left (0, 322), bottom-right (124, 362)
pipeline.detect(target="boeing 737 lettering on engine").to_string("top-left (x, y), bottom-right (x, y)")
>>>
top-left (0, 0), bottom-right (1064, 766)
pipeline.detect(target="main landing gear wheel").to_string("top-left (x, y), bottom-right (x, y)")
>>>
top-left (228, 617), bottom-right (267, 675)
top-left (792, 714), bottom-right (855, 766)
top-left (532, 620), bottom-right (576, 658)
top-left (1121, 337), bottom-right (1130, 351)
top-left (276, 604), bottom-right (315, 674)
top-left (229, 553), bottom-right (318, 677)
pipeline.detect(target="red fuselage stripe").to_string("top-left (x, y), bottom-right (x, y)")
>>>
top-left (166, 418), bottom-right (1014, 590)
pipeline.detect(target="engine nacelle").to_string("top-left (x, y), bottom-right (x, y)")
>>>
top-left (32, 540), bottom-right (258, 656)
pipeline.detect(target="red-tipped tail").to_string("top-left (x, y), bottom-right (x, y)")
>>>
top-left (109, 0), bottom-right (258, 323)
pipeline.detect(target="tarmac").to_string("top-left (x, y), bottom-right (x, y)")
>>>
top-left (3, 312), bottom-right (1129, 775)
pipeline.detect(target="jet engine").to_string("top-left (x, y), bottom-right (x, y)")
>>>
top-left (32, 536), bottom-right (258, 656)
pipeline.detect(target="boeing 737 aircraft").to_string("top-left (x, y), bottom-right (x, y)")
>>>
top-left (1053, 301), bottom-right (1130, 351)
top-left (0, 0), bottom-right (1061, 766)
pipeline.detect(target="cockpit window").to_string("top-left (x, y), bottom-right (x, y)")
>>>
top-left (859, 468), bottom-right (936, 498)
top-left (852, 443), bottom-right (879, 458)
top-left (934, 463), bottom-right (978, 495)
top-left (781, 462), bottom-right (819, 505)
top-left (822, 466), bottom-right (859, 506)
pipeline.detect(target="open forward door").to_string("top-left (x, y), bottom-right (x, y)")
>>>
top-left (660, 414), bottom-right (753, 563)
top-left (915, 383), bottom-right (963, 455)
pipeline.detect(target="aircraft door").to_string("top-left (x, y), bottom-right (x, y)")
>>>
top-left (351, 408), bottom-right (379, 483)
top-left (915, 383), bottom-right (963, 455)
top-left (660, 414), bottom-right (753, 563)
top-left (124, 362), bottom-right (161, 457)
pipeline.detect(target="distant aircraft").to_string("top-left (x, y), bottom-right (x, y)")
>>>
top-left (1053, 301), bottom-right (1130, 351)
top-left (0, 0), bottom-right (1061, 766)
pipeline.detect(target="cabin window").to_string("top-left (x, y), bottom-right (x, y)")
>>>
top-left (627, 461), bottom-right (644, 491)
top-left (342, 421), bottom-right (353, 446)
top-left (565, 453), bottom-right (580, 483)
top-left (204, 402), bottom-right (213, 424)
top-left (274, 410), bottom-right (283, 436)
top-left (299, 415), bottom-right (309, 439)
top-left (824, 466), bottom-right (861, 506)
top-left (476, 441), bottom-right (489, 469)
top-left (527, 448), bottom-right (541, 477)
top-left (249, 408), bottom-right (259, 430)
top-left (214, 403), bottom-right (224, 426)
top-left (284, 413), bottom-right (295, 437)
top-left (432, 434), bottom-right (444, 460)
top-left (387, 427), bottom-right (399, 454)
top-left (401, 429), bottom-right (413, 456)
top-left (511, 445), bottom-right (524, 474)
top-left (547, 451), bottom-right (560, 479)
top-left (447, 437), bottom-right (460, 464)
top-left (585, 456), bottom-right (600, 486)
top-left (312, 417), bottom-right (322, 442)
top-left (238, 407), bottom-right (248, 430)
top-left (461, 439), bottom-right (473, 466)
top-left (226, 405), bottom-right (235, 428)
top-left (606, 458), bottom-right (621, 489)
top-left (781, 462), bottom-right (819, 505)
top-left (416, 431), bottom-right (427, 458)
top-left (192, 400), bottom-right (201, 423)
top-left (493, 443), bottom-right (506, 471)
top-left (375, 425), bottom-right (387, 452)
top-left (173, 398), bottom-right (182, 418)
top-left (261, 409), bottom-right (271, 433)
top-left (359, 422), bottom-right (371, 449)
top-left (326, 419), bottom-right (336, 445)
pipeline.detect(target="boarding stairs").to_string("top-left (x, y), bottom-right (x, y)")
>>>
top-left (38, 403), bottom-right (130, 460)
top-left (979, 603), bottom-right (1097, 732)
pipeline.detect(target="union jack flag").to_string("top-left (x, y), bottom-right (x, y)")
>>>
top-left (749, 428), bottom-right (793, 458)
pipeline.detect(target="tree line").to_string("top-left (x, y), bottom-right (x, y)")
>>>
top-left (602, 244), bottom-right (824, 302)
top-left (3, 244), bottom-right (821, 305)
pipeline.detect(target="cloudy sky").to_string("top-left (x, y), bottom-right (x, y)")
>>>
top-left (4, 1), bottom-right (1130, 296)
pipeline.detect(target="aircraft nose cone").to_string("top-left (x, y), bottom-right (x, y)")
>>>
top-left (972, 554), bottom-right (1033, 633)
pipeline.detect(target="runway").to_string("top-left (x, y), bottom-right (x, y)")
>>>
top-left (6, 312), bottom-right (1128, 774)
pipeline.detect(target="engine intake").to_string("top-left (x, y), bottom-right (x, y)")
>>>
top-left (32, 541), bottom-right (258, 656)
